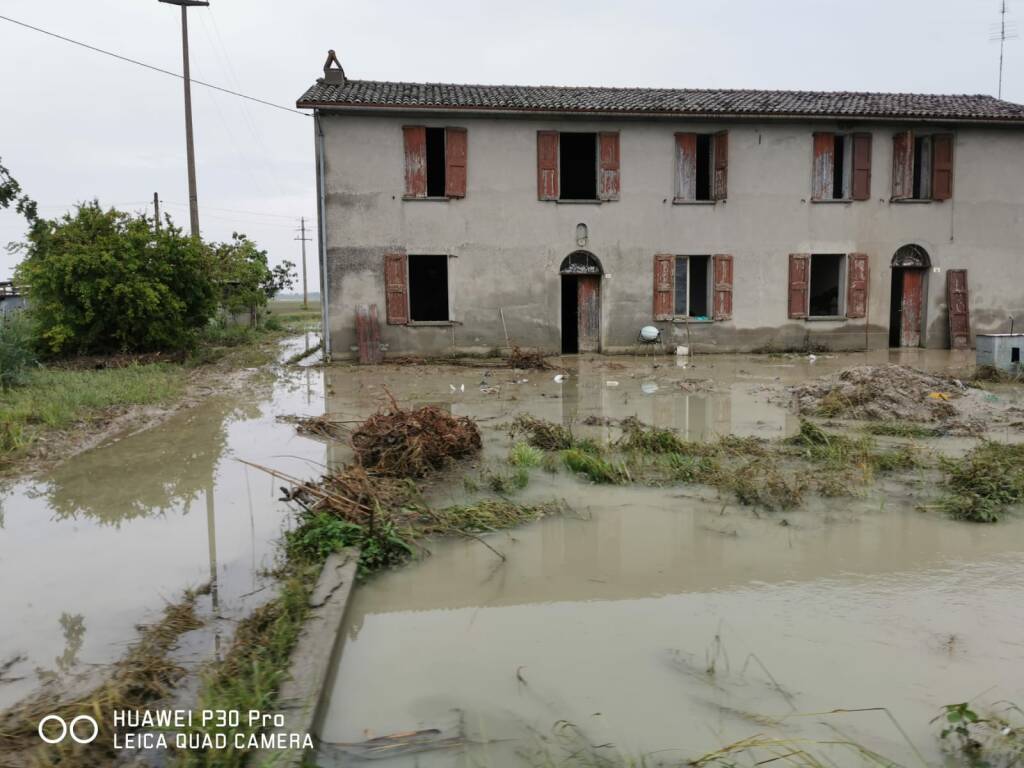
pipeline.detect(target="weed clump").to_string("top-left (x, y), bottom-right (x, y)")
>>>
top-left (938, 441), bottom-right (1024, 522)
top-left (563, 448), bottom-right (630, 484)
top-left (725, 459), bottom-right (807, 510)
top-left (510, 414), bottom-right (574, 450)
top-left (352, 396), bottom-right (481, 477)
top-left (862, 421), bottom-right (945, 439)
top-left (508, 441), bottom-right (543, 467)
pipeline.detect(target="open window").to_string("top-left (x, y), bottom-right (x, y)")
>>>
top-left (788, 253), bottom-right (868, 320)
top-left (674, 132), bottom-right (728, 202)
top-left (811, 132), bottom-right (871, 201)
top-left (892, 131), bottom-right (952, 201)
top-left (807, 254), bottom-right (844, 317)
top-left (403, 126), bottom-right (467, 199)
top-left (383, 252), bottom-right (450, 324)
top-left (654, 254), bottom-right (733, 321)
top-left (537, 131), bottom-right (619, 202)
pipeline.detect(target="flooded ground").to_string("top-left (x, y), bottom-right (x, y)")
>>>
top-left (311, 348), bottom-right (1024, 767)
top-left (3, 344), bottom-right (1022, 766)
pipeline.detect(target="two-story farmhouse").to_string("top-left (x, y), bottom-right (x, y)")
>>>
top-left (298, 53), bottom-right (1024, 358)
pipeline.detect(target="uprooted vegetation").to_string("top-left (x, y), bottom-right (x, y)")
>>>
top-left (936, 440), bottom-right (1024, 522)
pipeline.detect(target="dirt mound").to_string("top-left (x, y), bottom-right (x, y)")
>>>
top-left (351, 397), bottom-right (481, 477)
top-left (507, 346), bottom-right (551, 370)
top-left (791, 364), bottom-right (964, 422)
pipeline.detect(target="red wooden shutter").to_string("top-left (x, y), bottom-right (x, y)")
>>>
top-left (674, 133), bottom-right (697, 200)
top-left (445, 127), bottom-right (467, 198)
top-left (946, 269), bottom-right (970, 349)
top-left (788, 254), bottom-right (810, 319)
top-left (712, 254), bottom-right (733, 320)
top-left (384, 252), bottom-right (409, 325)
top-left (403, 126), bottom-right (427, 198)
top-left (851, 133), bottom-right (872, 201)
top-left (811, 132), bottom-right (834, 200)
top-left (712, 131), bottom-right (728, 201)
top-left (653, 253), bottom-right (674, 320)
top-left (846, 253), bottom-right (869, 319)
top-left (537, 131), bottom-right (559, 200)
top-left (598, 132), bottom-right (620, 201)
top-left (891, 130), bottom-right (914, 200)
top-left (932, 133), bottom-right (954, 201)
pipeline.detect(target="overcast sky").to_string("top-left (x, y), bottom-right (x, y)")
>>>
top-left (1, 0), bottom-right (1021, 287)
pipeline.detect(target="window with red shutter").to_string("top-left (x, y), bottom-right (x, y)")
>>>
top-left (931, 134), bottom-right (954, 201)
top-left (788, 254), bottom-right (810, 319)
top-left (537, 131), bottom-right (559, 200)
top-left (445, 128), bottom-right (467, 198)
top-left (384, 252), bottom-right (409, 325)
top-left (674, 132), bottom-right (720, 202)
top-left (851, 133), bottom-right (872, 200)
top-left (891, 130), bottom-right (914, 200)
top-left (653, 254), bottom-right (674, 320)
top-left (811, 132), bottom-right (835, 200)
top-left (674, 133), bottom-right (697, 201)
top-left (403, 127), bottom-right (427, 198)
top-left (846, 253), bottom-right (869, 319)
top-left (712, 131), bottom-right (728, 201)
top-left (403, 126), bottom-right (467, 199)
top-left (712, 254), bottom-right (733, 320)
top-left (598, 132), bottom-right (620, 201)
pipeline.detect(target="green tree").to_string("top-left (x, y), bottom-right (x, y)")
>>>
top-left (14, 202), bottom-right (217, 354)
top-left (0, 157), bottom-right (38, 224)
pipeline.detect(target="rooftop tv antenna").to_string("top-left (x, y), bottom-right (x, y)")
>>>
top-left (992, 0), bottom-right (1019, 98)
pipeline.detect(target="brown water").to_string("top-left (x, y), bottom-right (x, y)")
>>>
top-left (312, 349), bottom-right (1024, 767)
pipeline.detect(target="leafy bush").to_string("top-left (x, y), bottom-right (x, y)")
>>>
top-left (0, 311), bottom-right (37, 389)
top-left (210, 234), bottom-right (296, 316)
top-left (939, 441), bottom-right (1024, 522)
top-left (14, 203), bottom-right (217, 354)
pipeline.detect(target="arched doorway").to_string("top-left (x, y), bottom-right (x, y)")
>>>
top-left (890, 244), bottom-right (930, 347)
top-left (559, 251), bottom-right (602, 353)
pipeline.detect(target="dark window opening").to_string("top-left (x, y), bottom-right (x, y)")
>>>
top-left (673, 255), bottom-right (711, 317)
top-left (408, 254), bottom-right (449, 321)
top-left (695, 135), bottom-right (712, 201)
top-left (561, 276), bottom-right (579, 353)
top-left (832, 135), bottom-right (846, 199)
top-left (912, 136), bottom-right (932, 200)
top-left (425, 128), bottom-right (446, 197)
top-left (808, 254), bottom-right (843, 317)
top-left (560, 132), bottom-right (597, 200)
top-left (1013, 347), bottom-right (1021, 364)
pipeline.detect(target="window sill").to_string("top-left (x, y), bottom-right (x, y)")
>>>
top-left (889, 198), bottom-right (937, 204)
top-left (804, 316), bottom-right (846, 322)
top-left (407, 320), bottom-right (457, 327)
top-left (672, 199), bottom-right (718, 205)
top-left (554, 199), bottom-right (604, 204)
top-left (672, 317), bottom-right (714, 324)
top-left (810, 199), bottom-right (854, 205)
top-left (402, 196), bottom-right (452, 202)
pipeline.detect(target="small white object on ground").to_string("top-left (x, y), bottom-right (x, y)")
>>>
top-left (606, 381), bottom-right (619, 387)
top-left (554, 374), bottom-right (568, 383)
top-left (641, 381), bottom-right (659, 394)
top-left (676, 345), bottom-right (689, 356)
top-left (807, 354), bottom-right (818, 363)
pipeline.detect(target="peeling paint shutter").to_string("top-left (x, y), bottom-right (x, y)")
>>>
top-left (811, 132), bottom-right (834, 200)
top-left (891, 130), bottom-right (914, 200)
top-left (712, 131), bottom-right (729, 201)
top-left (712, 254), bottom-right (733, 320)
top-left (851, 133), bottom-right (872, 201)
top-left (598, 132), bottom-right (620, 201)
top-left (932, 133), bottom-right (954, 201)
top-left (384, 252), bottom-right (409, 325)
top-left (537, 131), bottom-right (559, 200)
top-left (674, 133), bottom-right (697, 201)
top-left (946, 269), bottom-right (970, 349)
top-left (403, 126), bottom-right (427, 198)
top-left (846, 253), bottom-right (869, 319)
top-left (653, 253), bottom-right (674, 321)
top-left (788, 254), bottom-right (810, 319)
top-left (445, 127), bottom-right (467, 198)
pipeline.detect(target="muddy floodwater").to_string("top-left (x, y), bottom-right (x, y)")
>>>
top-left (2, 345), bottom-right (1022, 767)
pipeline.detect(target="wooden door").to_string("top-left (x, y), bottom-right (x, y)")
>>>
top-left (577, 275), bottom-right (601, 353)
top-left (946, 269), bottom-right (970, 350)
top-left (900, 269), bottom-right (924, 347)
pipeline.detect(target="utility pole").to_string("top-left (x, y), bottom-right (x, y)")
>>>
top-left (295, 217), bottom-right (312, 309)
top-left (158, 0), bottom-right (208, 238)
top-left (153, 192), bottom-right (160, 232)
top-left (992, 0), bottom-right (1018, 99)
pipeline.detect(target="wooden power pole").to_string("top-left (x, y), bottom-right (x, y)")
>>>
top-left (158, 0), bottom-right (208, 239)
top-left (153, 192), bottom-right (160, 232)
top-left (295, 217), bottom-right (312, 309)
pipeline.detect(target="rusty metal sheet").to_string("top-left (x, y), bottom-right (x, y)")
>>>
top-left (653, 253), bottom-right (674, 320)
top-left (846, 253), bottom-right (869, 318)
top-left (383, 252), bottom-right (408, 325)
top-left (891, 130), bottom-right (914, 200)
top-left (788, 254), bottom-right (810, 319)
top-left (598, 132), bottom-right (620, 201)
top-left (712, 131), bottom-right (728, 200)
top-left (901, 269), bottom-right (924, 347)
top-left (946, 269), bottom-right (970, 349)
top-left (811, 132), bottom-right (834, 200)
top-left (444, 127), bottom-right (467, 198)
top-left (712, 254), bottom-right (733, 320)
top-left (932, 133), bottom-right (954, 201)
top-left (356, 304), bottom-right (383, 364)
top-left (674, 133), bottom-right (697, 201)
top-left (577, 275), bottom-right (601, 352)
top-left (851, 133), bottom-right (872, 200)
top-left (402, 126), bottom-right (427, 197)
top-left (537, 131), bottom-right (559, 200)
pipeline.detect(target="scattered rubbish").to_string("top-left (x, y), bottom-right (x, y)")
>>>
top-left (508, 346), bottom-right (551, 370)
top-left (480, 386), bottom-right (500, 395)
top-left (278, 414), bottom-right (351, 441)
top-left (554, 374), bottom-right (569, 383)
top-left (639, 325), bottom-right (660, 343)
top-left (807, 354), bottom-right (818, 363)
top-left (928, 391), bottom-right (951, 401)
top-left (606, 380), bottom-right (619, 387)
top-left (448, 384), bottom-right (466, 393)
top-left (677, 379), bottom-right (714, 393)
top-left (676, 345), bottom-right (689, 356)
top-left (351, 392), bottom-right (482, 477)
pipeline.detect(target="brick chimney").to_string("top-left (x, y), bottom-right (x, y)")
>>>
top-left (323, 50), bottom-right (346, 85)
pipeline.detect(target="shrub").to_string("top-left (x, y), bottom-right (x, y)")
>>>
top-left (0, 311), bottom-right (37, 389)
top-left (939, 441), bottom-right (1024, 522)
top-left (14, 202), bottom-right (217, 354)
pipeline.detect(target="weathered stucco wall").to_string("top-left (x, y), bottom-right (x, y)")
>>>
top-left (317, 112), bottom-right (1024, 357)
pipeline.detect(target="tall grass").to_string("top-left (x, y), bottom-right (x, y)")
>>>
top-left (0, 311), bottom-right (37, 390)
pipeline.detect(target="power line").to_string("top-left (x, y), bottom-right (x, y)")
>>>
top-left (0, 13), bottom-right (308, 117)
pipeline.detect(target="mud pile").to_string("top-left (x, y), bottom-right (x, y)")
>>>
top-left (791, 364), bottom-right (964, 422)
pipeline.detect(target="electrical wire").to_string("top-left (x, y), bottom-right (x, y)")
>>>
top-left (0, 13), bottom-right (309, 117)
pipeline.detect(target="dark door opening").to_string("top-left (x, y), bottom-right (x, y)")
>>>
top-left (890, 267), bottom-right (925, 347)
top-left (888, 269), bottom-right (904, 347)
top-left (561, 276), bottom-right (579, 353)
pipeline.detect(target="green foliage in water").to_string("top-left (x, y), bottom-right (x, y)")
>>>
top-left (563, 448), bottom-right (630, 484)
top-left (938, 441), bottom-right (1024, 522)
top-left (509, 441), bottom-right (544, 467)
top-left (510, 414), bottom-right (575, 450)
top-left (484, 466), bottom-right (531, 494)
top-left (862, 421), bottom-right (944, 439)
top-left (285, 510), bottom-right (414, 573)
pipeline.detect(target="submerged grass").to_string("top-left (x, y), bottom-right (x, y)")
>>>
top-left (509, 441), bottom-right (544, 467)
top-left (861, 422), bottom-right (945, 439)
top-left (563, 448), bottom-right (631, 484)
top-left (937, 441), bottom-right (1024, 522)
top-left (511, 414), bottom-right (576, 450)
